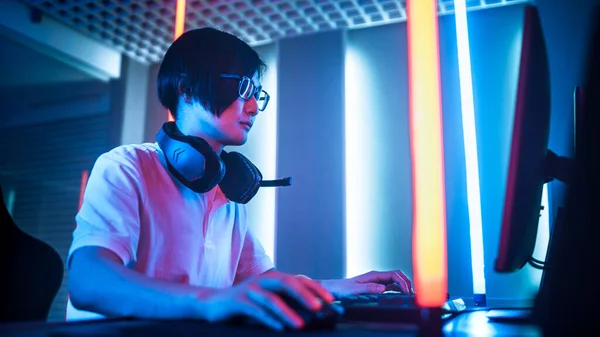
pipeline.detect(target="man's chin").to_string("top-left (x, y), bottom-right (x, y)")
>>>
top-left (223, 137), bottom-right (248, 147)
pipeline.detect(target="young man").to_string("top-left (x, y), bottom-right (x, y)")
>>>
top-left (67, 28), bottom-right (412, 331)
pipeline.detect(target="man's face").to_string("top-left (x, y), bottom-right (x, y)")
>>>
top-left (194, 71), bottom-right (263, 148)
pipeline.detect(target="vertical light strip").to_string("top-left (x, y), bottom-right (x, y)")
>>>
top-left (174, 0), bottom-right (187, 41)
top-left (168, 0), bottom-right (187, 122)
top-left (70, 169), bottom-right (89, 317)
top-left (78, 170), bottom-right (89, 211)
top-left (344, 46), bottom-right (378, 278)
top-left (453, 0), bottom-right (487, 304)
top-left (238, 45), bottom-right (278, 263)
top-left (407, 0), bottom-right (448, 307)
top-left (257, 53), bottom-right (278, 262)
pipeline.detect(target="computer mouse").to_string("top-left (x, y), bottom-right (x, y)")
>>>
top-left (278, 293), bottom-right (344, 331)
top-left (227, 293), bottom-right (343, 331)
top-left (385, 282), bottom-right (411, 293)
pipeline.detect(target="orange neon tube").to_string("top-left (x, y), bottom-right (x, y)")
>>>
top-left (407, 0), bottom-right (448, 307)
top-left (78, 170), bottom-right (89, 211)
top-left (71, 169), bottom-right (89, 317)
top-left (168, 0), bottom-right (187, 122)
top-left (174, 0), bottom-right (186, 41)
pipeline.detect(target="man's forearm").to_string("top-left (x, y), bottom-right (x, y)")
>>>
top-left (68, 247), bottom-right (216, 319)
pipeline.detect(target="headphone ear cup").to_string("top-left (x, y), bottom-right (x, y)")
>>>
top-left (189, 138), bottom-right (225, 192)
top-left (157, 122), bottom-right (226, 193)
top-left (219, 151), bottom-right (262, 204)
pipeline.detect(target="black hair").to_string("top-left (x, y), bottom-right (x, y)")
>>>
top-left (157, 27), bottom-right (267, 118)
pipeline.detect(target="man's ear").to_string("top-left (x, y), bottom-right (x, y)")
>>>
top-left (178, 77), bottom-right (193, 104)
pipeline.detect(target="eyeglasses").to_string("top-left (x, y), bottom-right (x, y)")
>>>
top-left (220, 74), bottom-right (270, 111)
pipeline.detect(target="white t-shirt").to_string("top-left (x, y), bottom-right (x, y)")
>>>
top-left (66, 143), bottom-right (274, 320)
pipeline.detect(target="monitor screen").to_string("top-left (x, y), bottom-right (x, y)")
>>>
top-left (494, 5), bottom-right (553, 273)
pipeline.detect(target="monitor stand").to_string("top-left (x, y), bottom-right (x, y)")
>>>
top-left (487, 206), bottom-right (567, 324)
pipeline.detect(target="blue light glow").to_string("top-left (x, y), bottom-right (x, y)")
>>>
top-left (454, 0), bottom-right (487, 297)
top-left (238, 44), bottom-right (278, 263)
top-left (344, 46), bottom-right (378, 278)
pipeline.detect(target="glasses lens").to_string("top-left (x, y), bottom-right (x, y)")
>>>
top-left (239, 77), bottom-right (254, 100)
top-left (236, 76), bottom-right (269, 111)
top-left (257, 91), bottom-right (270, 111)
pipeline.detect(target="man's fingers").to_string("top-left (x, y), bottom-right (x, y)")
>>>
top-left (355, 270), bottom-right (414, 295)
top-left (237, 300), bottom-right (286, 331)
top-left (259, 275), bottom-right (321, 312)
top-left (296, 276), bottom-right (335, 303)
top-left (354, 270), bottom-right (396, 284)
top-left (391, 271), bottom-right (413, 294)
top-left (353, 282), bottom-right (386, 295)
top-left (247, 287), bottom-right (304, 329)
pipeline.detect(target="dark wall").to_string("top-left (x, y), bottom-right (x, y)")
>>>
top-left (0, 80), bottom-right (113, 321)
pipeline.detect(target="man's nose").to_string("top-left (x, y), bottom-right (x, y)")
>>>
top-left (245, 97), bottom-right (259, 115)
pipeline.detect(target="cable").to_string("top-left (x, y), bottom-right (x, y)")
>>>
top-left (530, 256), bottom-right (546, 265)
top-left (528, 259), bottom-right (545, 270)
top-left (528, 255), bottom-right (553, 270)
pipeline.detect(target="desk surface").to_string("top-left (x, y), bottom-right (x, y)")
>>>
top-left (0, 310), bottom-right (541, 337)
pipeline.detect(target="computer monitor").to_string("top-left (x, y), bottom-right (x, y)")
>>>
top-left (494, 4), bottom-right (554, 273)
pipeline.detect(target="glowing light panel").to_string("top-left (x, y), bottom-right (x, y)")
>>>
top-left (78, 170), bottom-right (89, 211)
top-left (237, 45), bottom-right (278, 262)
top-left (407, 0), bottom-right (448, 307)
top-left (453, 0), bottom-right (487, 298)
top-left (344, 46), bottom-right (379, 278)
top-left (168, 0), bottom-right (187, 122)
top-left (174, 0), bottom-right (186, 41)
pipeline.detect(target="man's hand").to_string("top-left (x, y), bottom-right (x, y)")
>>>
top-left (198, 270), bottom-right (334, 331)
top-left (319, 270), bottom-right (414, 298)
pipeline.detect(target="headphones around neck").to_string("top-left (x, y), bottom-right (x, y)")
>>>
top-left (156, 122), bottom-right (291, 204)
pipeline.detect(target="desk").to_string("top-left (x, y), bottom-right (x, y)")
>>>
top-left (0, 310), bottom-right (541, 337)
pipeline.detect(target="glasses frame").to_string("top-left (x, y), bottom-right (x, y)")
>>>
top-left (220, 73), bottom-right (270, 111)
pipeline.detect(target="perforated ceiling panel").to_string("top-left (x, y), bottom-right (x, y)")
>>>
top-left (19, 0), bottom-right (528, 64)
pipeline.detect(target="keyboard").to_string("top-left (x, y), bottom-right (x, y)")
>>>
top-left (338, 291), bottom-right (416, 307)
top-left (338, 292), bottom-right (465, 324)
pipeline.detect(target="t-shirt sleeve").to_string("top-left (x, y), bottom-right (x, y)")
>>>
top-left (235, 226), bottom-right (275, 282)
top-left (67, 150), bottom-right (144, 268)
